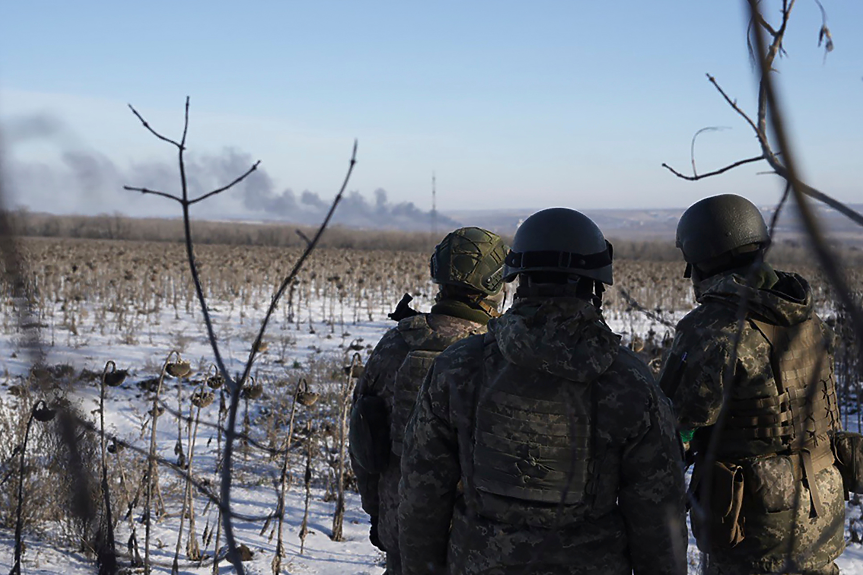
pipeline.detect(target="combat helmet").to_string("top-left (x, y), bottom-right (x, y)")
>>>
top-left (676, 194), bottom-right (770, 270)
top-left (503, 207), bottom-right (613, 284)
top-left (430, 227), bottom-right (508, 296)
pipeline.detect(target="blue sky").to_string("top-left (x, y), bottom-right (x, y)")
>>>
top-left (1, 1), bottom-right (860, 223)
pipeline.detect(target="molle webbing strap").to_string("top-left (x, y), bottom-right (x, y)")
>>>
top-left (748, 317), bottom-right (837, 517)
top-left (801, 450), bottom-right (824, 517)
top-left (471, 350), bottom-right (594, 508)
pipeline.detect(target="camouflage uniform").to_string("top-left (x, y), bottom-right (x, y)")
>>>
top-left (351, 307), bottom-right (486, 575)
top-left (399, 290), bottom-right (688, 575)
top-left (659, 264), bottom-right (844, 574)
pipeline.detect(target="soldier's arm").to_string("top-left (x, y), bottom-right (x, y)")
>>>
top-left (349, 329), bottom-right (407, 517)
top-left (619, 384), bottom-right (688, 575)
top-left (659, 317), bottom-right (732, 431)
top-left (398, 357), bottom-right (461, 575)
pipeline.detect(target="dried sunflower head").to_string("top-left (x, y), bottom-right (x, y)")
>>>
top-left (33, 401), bottom-right (56, 422)
top-left (296, 390), bottom-right (319, 407)
top-left (206, 374), bottom-right (224, 389)
top-left (166, 360), bottom-right (192, 378)
top-left (191, 389), bottom-right (215, 408)
top-left (344, 364), bottom-right (364, 379)
top-left (104, 369), bottom-right (128, 387)
top-left (241, 383), bottom-right (264, 400)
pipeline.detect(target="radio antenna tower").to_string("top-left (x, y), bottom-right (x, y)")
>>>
top-left (431, 171), bottom-right (438, 238)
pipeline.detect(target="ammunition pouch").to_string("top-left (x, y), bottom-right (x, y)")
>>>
top-left (691, 460), bottom-right (746, 551)
top-left (832, 430), bottom-right (863, 495)
top-left (349, 394), bottom-right (391, 474)
top-left (744, 455), bottom-right (800, 513)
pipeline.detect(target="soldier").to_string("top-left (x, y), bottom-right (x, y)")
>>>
top-left (659, 194), bottom-right (845, 574)
top-left (349, 226), bottom-right (508, 575)
top-left (399, 208), bottom-right (687, 575)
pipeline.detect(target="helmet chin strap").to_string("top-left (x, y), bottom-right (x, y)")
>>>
top-left (477, 297), bottom-right (503, 318)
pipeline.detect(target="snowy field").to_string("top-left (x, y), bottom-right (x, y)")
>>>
top-left (0, 262), bottom-right (861, 574)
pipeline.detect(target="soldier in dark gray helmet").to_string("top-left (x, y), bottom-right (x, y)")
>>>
top-left (659, 194), bottom-right (845, 574)
top-left (399, 208), bottom-right (687, 575)
top-left (348, 226), bottom-right (508, 575)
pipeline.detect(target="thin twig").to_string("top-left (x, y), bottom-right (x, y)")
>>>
top-left (616, 286), bottom-right (677, 329)
top-left (180, 97), bottom-right (190, 149)
top-left (189, 161), bottom-right (261, 205)
top-left (662, 155), bottom-right (765, 181)
top-left (123, 186), bottom-right (183, 204)
top-left (220, 138), bottom-right (358, 570)
top-left (127, 104), bottom-right (184, 149)
top-left (747, 0), bottom-right (863, 366)
top-left (690, 126), bottom-right (731, 177)
top-left (707, 74), bottom-right (762, 138)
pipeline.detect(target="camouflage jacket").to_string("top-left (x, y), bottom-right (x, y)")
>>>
top-left (350, 309), bottom-right (486, 554)
top-left (659, 266), bottom-right (844, 572)
top-left (399, 295), bottom-right (687, 575)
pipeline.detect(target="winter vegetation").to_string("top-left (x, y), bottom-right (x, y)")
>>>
top-left (0, 229), bottom-right (861, 573)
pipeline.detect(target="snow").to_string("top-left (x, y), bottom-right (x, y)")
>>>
top-left (0, 279), bottom-right (861, 574)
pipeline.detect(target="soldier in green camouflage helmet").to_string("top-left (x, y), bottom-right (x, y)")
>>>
top-left (399, 208), bottom-right (687, 575)
top-left (659, 194), bottom-right (845, 574)
top-left (348, 226), bottom-right (507, 575)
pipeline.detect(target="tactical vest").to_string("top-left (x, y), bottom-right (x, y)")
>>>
top-left (722, 315), bottom-right (840, 515)
top-left (390, 314), bottom-right (481, 457)
top-left (470, 337), bottom-right (595, 517)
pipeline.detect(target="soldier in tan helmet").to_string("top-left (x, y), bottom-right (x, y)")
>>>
top-left (349, 226), bottom-right (508, 575)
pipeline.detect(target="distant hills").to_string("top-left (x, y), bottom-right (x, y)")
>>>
top-left (443, 202), bottom-right (863, 245)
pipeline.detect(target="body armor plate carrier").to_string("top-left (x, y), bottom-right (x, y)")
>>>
top-left (390, 314), bottom-right (481, 457)
top-left (724, 316), bottom-right (840, 515)
top-left (471, 338), bottom-right (594, 511)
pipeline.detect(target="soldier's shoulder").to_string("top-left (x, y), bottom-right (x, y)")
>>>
top-left (434, 331), bottom-right (486, 366)
top-left (369, 325), bottom-right (411, 358)
top-left (675, 300), bottom-right (737, 339)
top-left (596, 345), bottom-right (670, 424)
top-left (599, 345), bottom-right (658, 402)
top-left (608, 345), bottom-right (654, 382)
top-left (427, 313), bottom-right (486, 336)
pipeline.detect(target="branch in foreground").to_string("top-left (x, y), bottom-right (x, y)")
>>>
top-left (127, 104), bottom-right (184, 150)
top-left (189, 161), bottom-right (261, 205)
top-left (661, 155), bottom-right (765, 181)
top-left (219, 138), bottom-right (358, 575)
top-left (690, 126), bottom-right (731, 177)
top-left (616, 287), bottom-right (676, 329)
top-left (747, 0), bottom-right (863, 356)
top-left (706, 74), bottom-right (762, 140)
top-left (123, 186), bottom-right (183, 203)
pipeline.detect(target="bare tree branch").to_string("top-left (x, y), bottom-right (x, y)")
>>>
top-left (124, 100), bottom-right (360, 575)
top-left (616, 286), bottom-right (677, 329)
top-left (706, 74), bottom-right (762, 138)
top-left (690, 126), bottom-right (731, 177)
top-left (123, 186), bottom-right (183, 203)
top-left (213, 138), bottom-right (357, 570)
top-left (662, 155), bottom-right (765, 181)
top-left (747, 0), bottom-right (863, 357)
top-left (815, 0), bottom-right (834, 59)
top-left (188, 161), bottom-right (261, 205)
top-left (180, 96), bottom-right (190, 149)
top-left (665, 8), bottom-right (863, 231)
top-left (237, 138), bottom-right (358, 389)
top-left (216, 139), bottom-right (358, 571)
top-left (296, 229), bottom-right (312, 247)
top-left (127, 104), bottom-right (184, 150)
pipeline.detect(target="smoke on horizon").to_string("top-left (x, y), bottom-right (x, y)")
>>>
top-left (2, 113), bottom-right (458, 232)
